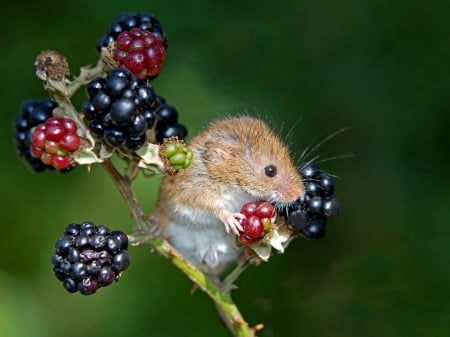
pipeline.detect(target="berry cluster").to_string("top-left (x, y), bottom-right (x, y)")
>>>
top-left (88, 12), bottom-right (188, 149)
top-left (238, 202), bottom-right (276, 245)
top-left (162, 140), bottom-right (193, 171)
top-left (97, 13), bottom-right (167, 81)
top-left (14, 99), bottom-right (75, 172)
top-left (114, 28), bottom-right (166, 80)
top-left (83, 68), bottom-right (159, 151)
top-left (154, 96), bottom-right (188, 143)
top-left (96, 12), bottom-right (166, 52)
top-left (30, 117), bottom-right (80, 170)
top-left (285, 163), bottom-right (339, 239)
top-left (52, 222), bottom-right (130, 295)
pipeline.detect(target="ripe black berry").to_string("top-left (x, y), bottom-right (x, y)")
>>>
top-left (14, 98), bottom-right (72, 173)
top-left (52, 221), bottom-right (130, 295)
top-left (83, 69), bottom-right (160, 151)
top-left (96, 12), bottom-right (167, 52)
top-left (154, 96), bottom-right (187, 143)
top-left (284, 162), bottom-right (340, 239)
top-left (323, 197), bottom-right (339, 217)
top-left (301, 218), bottom-right (327, 239)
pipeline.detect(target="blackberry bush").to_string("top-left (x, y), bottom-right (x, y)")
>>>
top-left (14, 10), bottom-right (343, 337)
top-left (52, 222), bottom-right (130, 295)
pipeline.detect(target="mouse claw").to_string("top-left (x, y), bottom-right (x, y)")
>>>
top-left (219, 211), bottom-right (245, 235)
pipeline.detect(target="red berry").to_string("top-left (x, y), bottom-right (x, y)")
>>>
top-left (31, 130), bottom-right (46, 149)
top-left (46, 117), bottom-right (62, 125)
top-left (30, 117), bottom-right (80, 170)
top-left (30, 144), bottom-right (43, 158)
top-left (35, 124), bottom-right (47, 132)
top-left (124, 52), bottom-right (146, 76)
top-left (62, 118), bottom-right (77, 133)
top-left (60, 133), bottom-right (80, 152)
top-left (52, 154), bottom-right (71, 170)
top-left (46, 124), bottom-right (66, 142)
top-left (255, 202), bottom-right (276, 219)
top-left (243, 216), bottom-right (264, 238)
top-left (129, 38), bottom-right (144, 51)
top-left (117, 35), bottom-right (133, 50)
top-left (114, 28), bottom-right (166, 79)
top-left (238, 201), bottom-right (277, 244)
top-left (240, 202), bottom-right (258, 217)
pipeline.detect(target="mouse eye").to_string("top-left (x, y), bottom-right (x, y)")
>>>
top-left (264, 165), bottom-right (277, 177)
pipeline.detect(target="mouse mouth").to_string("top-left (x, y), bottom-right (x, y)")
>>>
top-left (266, 190), bottom-right (298, 205)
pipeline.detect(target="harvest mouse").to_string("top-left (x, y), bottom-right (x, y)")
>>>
top-left (152, 116), bottom-right (303, 275)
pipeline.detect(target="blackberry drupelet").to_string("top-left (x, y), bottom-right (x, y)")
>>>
top-left (285, 162), bottom-right (340, 239)
top-left (83, 68), bottom-right (159, 151)
top-left (154, 96), bottom-right (187, 143)
top-left (52, 222), bottom-right (130, 295)
top-left (96, 12), bottom-right (167, 52)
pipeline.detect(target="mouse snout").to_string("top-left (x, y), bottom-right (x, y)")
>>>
top-left (276, 175), bottom-right (303, 203)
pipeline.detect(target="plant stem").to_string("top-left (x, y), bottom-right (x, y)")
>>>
top-left (101, 159), bottom-right (144, 227)
top-left (67, 59), bottom-right (105, 96)
top-left (102, 158), bottom-right (259, 337)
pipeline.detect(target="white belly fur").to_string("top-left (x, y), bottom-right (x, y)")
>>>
top-left (164, 217), bottom-right (240, 274)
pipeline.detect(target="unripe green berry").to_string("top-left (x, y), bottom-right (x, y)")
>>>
top-left (161, 138), bottom-right (193, 171)
top-left (169, 152), bottom-right (186, 165)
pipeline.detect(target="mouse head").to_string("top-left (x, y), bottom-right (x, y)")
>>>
top-left (203, 116), bottom-right (303, 205)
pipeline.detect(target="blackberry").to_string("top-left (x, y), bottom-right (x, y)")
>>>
top-left (14, 98), bottom-right (72, 173)
top-left (96, 12), bottom-right (167, 52)
top-left (154, 96), bottom-right (187, 143)
top-left (52, 222), bottom-right (130, 295)
top-left (83, 68), bottom-right (159, 151)
top-left (284, 162), bottom-right (340, 239)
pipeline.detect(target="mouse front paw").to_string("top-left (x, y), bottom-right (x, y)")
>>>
top-left (218, 210), bottom-right (245, 235)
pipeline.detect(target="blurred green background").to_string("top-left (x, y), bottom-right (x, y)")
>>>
top-left (2, 0), bottom-right (449, 336)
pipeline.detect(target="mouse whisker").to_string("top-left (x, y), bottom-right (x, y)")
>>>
top-left (296, 127), bottom-right (350, 165)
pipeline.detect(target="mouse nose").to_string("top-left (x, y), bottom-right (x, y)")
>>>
top-left (279, 179), bottom-right (303, 203)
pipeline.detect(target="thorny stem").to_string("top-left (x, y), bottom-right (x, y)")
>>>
top-left (67, 59), bottom-right (105, 95)
top-left (101, 159), bottom-right (143, 227)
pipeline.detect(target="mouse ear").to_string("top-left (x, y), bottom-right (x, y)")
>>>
top-left (204, 140), bottom-right (230, 162)
top-left (203, 138), bottom-right (240, 163)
